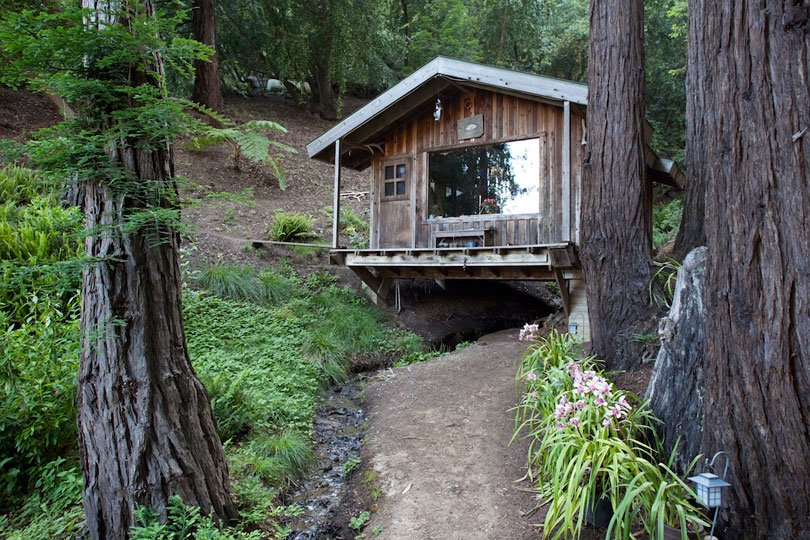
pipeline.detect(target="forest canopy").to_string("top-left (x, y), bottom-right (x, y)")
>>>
top-left (191, 0), bottom-right (686, 160)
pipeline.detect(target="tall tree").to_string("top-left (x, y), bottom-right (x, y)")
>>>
top-left (1, 3), bottom-right (239, 537)
top-left (191, 0), bottom-right (223, 111)
top-left (580, 0), bottom-right (656, 370)
top-left (688, 1), bottom-right (810, 536)
top-left (78, 3), bottom-right (237, 538)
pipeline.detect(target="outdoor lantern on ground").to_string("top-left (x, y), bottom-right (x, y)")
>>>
top-left (568, 321), bottom-right (579, 335)
top-left (688, 472), bottom-right (730, 507)
top-left (688, 451), bottom-right (731, 539)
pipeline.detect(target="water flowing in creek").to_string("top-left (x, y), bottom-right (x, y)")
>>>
top-left (285, 376), bottom-right (367, 539)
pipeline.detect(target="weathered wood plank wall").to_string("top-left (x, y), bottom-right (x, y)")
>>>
top-left (371, 87), bottom-right (583, 249)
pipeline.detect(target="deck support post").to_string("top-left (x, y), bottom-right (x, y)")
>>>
top-left (350, 266), bottom-right (393, 306)
top-left (332, 139), bottom-right (341, 249)
top-left (553, 267), bottom-right (571, 316)
top-left (566, 273), bottom-right (590, 342)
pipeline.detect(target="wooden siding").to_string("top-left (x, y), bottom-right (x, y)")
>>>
top-left (370, 87), bottom-right (582, 249)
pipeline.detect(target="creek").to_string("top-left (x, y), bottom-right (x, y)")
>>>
top-left (285, 376), bottom-right (367, 539)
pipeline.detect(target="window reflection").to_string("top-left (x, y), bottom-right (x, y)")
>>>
top-left (428, 139), bottom-right (539, 218)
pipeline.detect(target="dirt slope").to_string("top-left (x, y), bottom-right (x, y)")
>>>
top-left (354, 329), bottom-right (602, 540)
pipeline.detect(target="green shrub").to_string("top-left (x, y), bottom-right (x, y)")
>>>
top-left (0, 166), bottom-right (82, 497)
top-left (0, 460), bottom-right (84, 540)
top-left (131, 495), bottom-right (262, 540)
top-left (0, 165), bottom-right (48, 205)
top-left (247, 429), bottom-right (314, 482)
top-left (340, 208), bottom-right (369, 249)
top-left (652, 198), bottom-right (683, 251)
top-left (267, 210), bottom-right (314, 242)
top-left (199, 370), bottom-right (261, 441)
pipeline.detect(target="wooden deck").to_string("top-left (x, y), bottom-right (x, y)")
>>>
top-left (331, 242), bottom-right (580, 307)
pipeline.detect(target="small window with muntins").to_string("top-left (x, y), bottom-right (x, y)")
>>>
top-left (383, 162), bottom-right (408, 199)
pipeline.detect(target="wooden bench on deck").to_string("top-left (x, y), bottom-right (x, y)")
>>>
top-left (431, 227), bottom-right (493, 248)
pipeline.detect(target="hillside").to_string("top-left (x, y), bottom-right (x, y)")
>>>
top-left (0, 87), bottom-right (556, 343)
top-left (174, 94), bottom-right (371, 271)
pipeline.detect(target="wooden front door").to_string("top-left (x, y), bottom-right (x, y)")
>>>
top-left (373, 156), bottom-right (413, 248)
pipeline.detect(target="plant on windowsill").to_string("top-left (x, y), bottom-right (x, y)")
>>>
top-left (479, 198), bottom-right (498, 214)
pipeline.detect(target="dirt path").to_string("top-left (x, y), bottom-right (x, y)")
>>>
top-left (359, 328), bottom-right (540, 540)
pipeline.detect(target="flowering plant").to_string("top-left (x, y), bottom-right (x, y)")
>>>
top-left (512, 327), bottom-right (704, 540)
top-left (551, 363), bottom-right (633, 432)
top-left (518, 323), bottom-right (540, 341)
top-left (480, 197), bottom-right (498, 214)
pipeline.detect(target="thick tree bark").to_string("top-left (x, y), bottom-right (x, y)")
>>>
top-left (646, 247), bottom-right (707, 474)
top-left (581, 0), bottom-right (656, 370)
top-left (77, 2), bottom-right (237, 538)
top-left (191, 0), bottom-right (223, 112)
top-left (691, 2), bottom-right (810, 537)
top-left (670, 2), bottom-right (708, 261)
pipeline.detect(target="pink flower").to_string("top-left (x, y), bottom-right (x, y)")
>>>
top-left (570, 417), bottom-right (580, 427)
top-left (576, 400), bottom-right (585, 409)
top-left (602, 417), bottom-right (611, 427)
top-left (618, 395), bottom-right (630, 409)
top-left (530, 392), bottom-right (539, 399)
top-left (595, 397), bottom-right (606, 406)
top-left (556, 422), bottom-right (564, 429)
top-left (526, 372), bottom-right (537, 381)
top-left (563, 403), bottom-right (573, 414)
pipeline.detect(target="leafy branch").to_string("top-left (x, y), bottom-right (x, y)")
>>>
top-left (187, 119), bottom-right (296, 190)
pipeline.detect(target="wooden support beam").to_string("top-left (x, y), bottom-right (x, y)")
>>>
top-left (332, 139), bottom-right (341, 249)
top-left (350, 266), bottom-right (393, 304)
top-left (553, 267), bottom-right (571, 316)
top-left (562, 101), bottom-right (571, 242)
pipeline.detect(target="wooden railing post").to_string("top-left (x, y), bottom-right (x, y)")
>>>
top-left (562, 100), bottom-right (571, 242)
top-left (332, 139), bottom-right (341, 249)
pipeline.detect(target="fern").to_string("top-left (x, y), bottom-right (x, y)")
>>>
top-left (267, 210), bottom-right (314, 242)
top-left (188, 120), bottom-right (296, 190)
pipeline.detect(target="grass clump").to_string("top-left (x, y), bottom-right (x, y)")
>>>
top-left (194, 264), bottom-right (266, 304)
top-left (195, 264), bottom-right (293, 306)
top-left (267, 210), bottom-right (314, 242)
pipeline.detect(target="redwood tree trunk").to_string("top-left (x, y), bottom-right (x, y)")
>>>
top-left (670, 0), bottom-right (708, 260)
top-left (191, 0), bottom-right (223, 112)
top-left (692, 1), bottom-right (810, 537)
top-left (581, 0), bottom-right (656, 370)
top-left (78, 3), bottom-right (237, 538)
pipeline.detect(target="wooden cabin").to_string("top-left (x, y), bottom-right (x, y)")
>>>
top-left (307, 57), bottom-right (683, 341)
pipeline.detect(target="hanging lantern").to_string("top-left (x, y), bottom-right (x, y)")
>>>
top-left (688, 472), bottom-right (730, 508)
top-left (433, 98), bottom-right (442, 122)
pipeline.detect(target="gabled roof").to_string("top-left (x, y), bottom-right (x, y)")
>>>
top-left (306, 57), bottom-right (683, 189)
top-left (306, 57), bottom-right (588, 166)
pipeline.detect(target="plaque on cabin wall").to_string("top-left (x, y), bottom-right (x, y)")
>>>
top-left (457, 115), bottom-right (484, 140)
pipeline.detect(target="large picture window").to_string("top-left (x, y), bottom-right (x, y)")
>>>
top-left (428, 138), bottom-right (540, 218)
